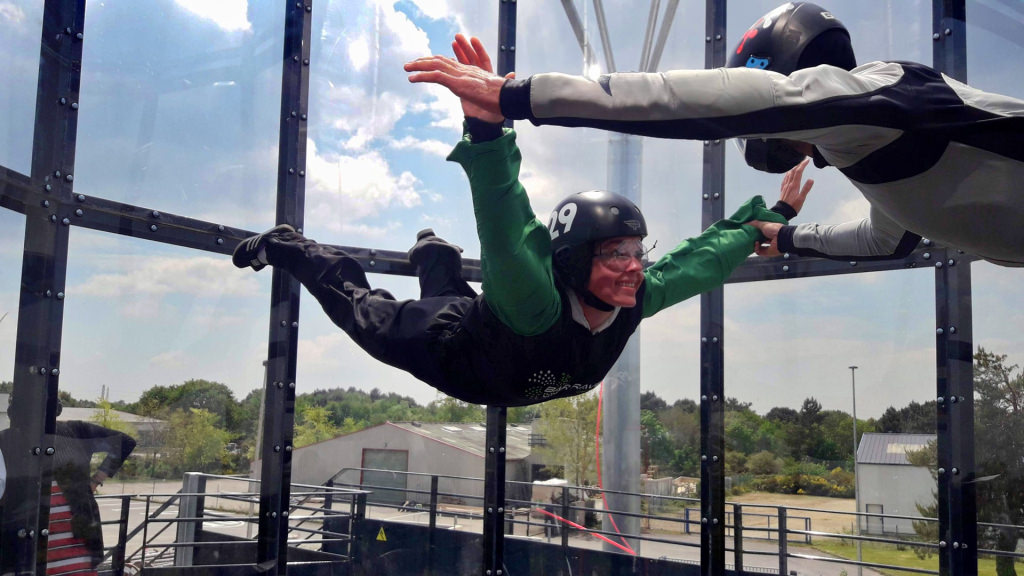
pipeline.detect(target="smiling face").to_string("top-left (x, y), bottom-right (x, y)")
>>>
top-left (587, 236), bottom-right (646, 308)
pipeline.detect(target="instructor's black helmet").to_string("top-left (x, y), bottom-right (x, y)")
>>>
top-left (548, 190), bottom-right (647, 294)
top-left (728, 2), bottom-right (857, 173)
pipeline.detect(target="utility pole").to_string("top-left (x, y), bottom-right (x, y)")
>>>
top-left (850, 365), bottom-right (862, 576)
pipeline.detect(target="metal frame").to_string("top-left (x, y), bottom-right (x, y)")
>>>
top-left (0, 1), bottom-right (983, 575)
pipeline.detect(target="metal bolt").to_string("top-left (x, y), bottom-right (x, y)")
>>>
top-left (274, 445), bottom-right (281, 452)
top-left (952, 467), bottom-right (959, 475)
top-left (75, 209), bottom-right (83, 217)
top-left (701, 338), bottom-right (707, 343)
top-left (55, 170), bottom-right (61, 177)
top-left (46, 290), bottom-right (52, 297)
top-left (499, 447), bottom-right (505, 453)
top-left (51, 368), bottom-right (59, 376)
top-left (76, 32), bottom-right (83, 40)
top-left (953, 541), bottom-right (960, 549)
top-left (712, 455), bottom-right (719, 462)
top-left (288, 168), bottom-right (295, 174)
top-left (500, 45), bottom-right (506, 51)
top-left (45, 447), bottom-right (54, 455)
top-left (923, 239), bottom-right (932, 246)
top-left (782, 265), bottom-right (790, 272)
top-left (937, 397), bottom-right (945, 404)
top-left (33, 447), bottom-right (41, 454)
top-left (285, 445), bottom-right (292, 452)
top-left (152, 210), bottom-right (161, 218)
top-left (65, 174), bottom-right (73, 182)
top-left (40, 529), bottom-right (49, 536)
top-left (282, 511), bottom-right (289, 517)
top-left (498, 507), bottom-right (504, 513)
top-left (487, 507), bottom-right (494, 513)
top-left (288, 383), bottom-right (295, 389)
top-left (71, 102), bottom-right (78, 110)
top-left (45, 185), bottom-right (52, 192)
top-left (950, 326), bottom-right (957, 334)
top-left (701, 518), bottom-right (708, 524)
top-left (369, 260), bottom-right (376, 267)
top-left (281, 320), bottom-right (287, 327)
top-left (305, 4), bottom-right (311, 11)
top-left (276, 381), bottom-right (283, 389)
top-left (271, 511), bottom-right (277, 518)
top-left (712, 395), bottom-right (719, 401)
top-left (937, 328), bottom-right (944, 335)
top-left (298, 171), bottom-right (305, 177)
top-left (216, 238), bottom-right (224, 245)
top-left (293, 55), bottom-right (299, 62)
top-left (150, 224), bottom-right (158, 232)
top-left (17, 529), bottom-right (27, 538)
top-left (923, 252), bottom-right (931, 260)
top-left (290, 111), bottom-right (297, 117)
top-left (57, 292), bottom-right (64, 300)
top-left (944, 28), bottom-right (952, 35)
top-left (715, 34), bottom-right (722, 40)
top-left (849, 261), bottom-right (857, 267)
top-left (301, 114), bottom-right (307, 120)
top-left (938, 467), bottom-right (945, 475)
top-left (705, 36), bottom-right (711, 43)
top-left (713, 192), bottom-right (720, 199)
top-left (291, 321), bottom-right (298, 328)
top-left (951, 396), bottom-right (958, 404)
top-left (39, 367), bottom-right (47, 375)
top-left (59, 97), bottom-right (67, 105)
top-left (712, 337), bottom-right (719, 343)
top-left (61, 217), bottom-right (70, 226)
top-left (76, 194), bottom-right (85, 201)
top-left (713, 518), bottom-right (719, 525)
top-left (701, 455), bottom-right (707, 461)
top-left (701, 395), bottom-right (708, 401)
top-left (948, 259), bottom-right (955, 266)
top-left (935, 262), bottom-right (943, 268)
top-left (489, 447), bottom-right (495, 453)
top-left (702, 193), bottom-right (709, 200)
top-left (303, 58), bottom-right (309, 65)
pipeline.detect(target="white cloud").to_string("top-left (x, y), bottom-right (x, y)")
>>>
top-left (0, 2), bottom-right (25, 24)
top-left (72, 256), bottom-right (259, 298)
top-left (348, 36), bottom-right (371, 71)
top-left (304, 140), bottom-right (423, 233)
top-left (388, 135), bottom-right (451, 157)
top-left (174, 0), bottom-right (251, 32)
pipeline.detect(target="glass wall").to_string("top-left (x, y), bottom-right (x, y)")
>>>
top-left (967, 0), bottom-right (1024, 571)
top-left (2, 1), bottom-right (1021, 574)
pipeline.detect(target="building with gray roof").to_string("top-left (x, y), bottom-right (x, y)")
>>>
top-left (856, 433), bottom-right (936, 535)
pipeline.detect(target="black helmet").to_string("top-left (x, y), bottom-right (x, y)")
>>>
top-left (728, 2), bottom-right (856, 172)
top-left (548, 190), bottom-right (647, 295)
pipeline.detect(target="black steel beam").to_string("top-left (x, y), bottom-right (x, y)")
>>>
top-left (256, 1), bottom-right (313, 573)
top-left (931, 1), bottom-right (977, 575)
top-left (699, 2), bottom-right (727, 575)
top-left (1, 0), bottom-right (86, 573)
top-left (483, 406), bottom-right (508, 575)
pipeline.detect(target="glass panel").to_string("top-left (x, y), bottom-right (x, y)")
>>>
top-left (967, 4), bottom-right (1024, 572)
top-left (60, 227), bottom-right (271, 487)
top-left (0, 1), bottom-right (44, 175)
top-left (0, 210), bottom-right (25, 412)
top-left (74, 2), bottom-right (284, 229)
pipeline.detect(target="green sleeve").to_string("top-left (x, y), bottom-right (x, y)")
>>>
top-left (641, 195), bottom-right (787, 318)
top-left (447, 127), bottom-right (562, 336)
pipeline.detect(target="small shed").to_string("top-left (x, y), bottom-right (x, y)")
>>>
top-left (856, 432), bottom-right (936, 535)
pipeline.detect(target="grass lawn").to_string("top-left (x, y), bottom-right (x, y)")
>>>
top-left (812, 540), bottom-right (1022, 576)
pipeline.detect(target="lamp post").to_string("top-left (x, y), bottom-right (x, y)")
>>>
top-left (850, 365), bottom-right (862, 576)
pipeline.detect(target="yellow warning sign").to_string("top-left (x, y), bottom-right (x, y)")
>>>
top-left (376, 527), bottom-right (387, 542)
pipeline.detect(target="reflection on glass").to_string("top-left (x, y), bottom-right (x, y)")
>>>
top-left (0, 210), bottom-right (24, 391)
top-left (75, 2), bottom-right (284, 229)
top-left (0, 2), bottom-right (44, 174)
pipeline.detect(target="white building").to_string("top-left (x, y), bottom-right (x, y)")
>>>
top-left (264, 421), bottom-right (542, 505)
top-left (857, 433), bottom-right (936, 535)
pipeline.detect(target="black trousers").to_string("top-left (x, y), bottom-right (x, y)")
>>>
top-left (265, 230), bottom-right (477, 385)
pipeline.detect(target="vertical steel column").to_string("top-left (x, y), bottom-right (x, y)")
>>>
top-left (479, 3), bottom-right (516, 575)
top-left (699, 1), bottom-right (727, 574)
top-left (1, 1), bottom-right (86, 573)
top-left (482, 406), bottom-right (508, 576)
top-left (931, 2), bottom-right (977, 575)
top-left (256, 1), bottom-right (313, 573)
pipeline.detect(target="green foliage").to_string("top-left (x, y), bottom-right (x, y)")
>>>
top-left (164, 408), bottom-right (231, 475)
top-left (294, 405), bottom-right (340, 448)
top-left (747, 450), bottom-right (783, 475)
top-left (88, 398), bottom-right (137, 437)
top-left (133, 379), bottom-right (244, 434)
top-left (534, 392), bottom-right (599, 486)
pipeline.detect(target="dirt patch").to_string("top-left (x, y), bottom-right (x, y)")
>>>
top-left (727, 493), bottom-right (858, 535)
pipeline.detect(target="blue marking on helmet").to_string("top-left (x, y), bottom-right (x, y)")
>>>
top-left (745, 56), bottom-right (771, 69)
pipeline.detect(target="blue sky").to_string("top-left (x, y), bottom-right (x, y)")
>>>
top-left (0, 0), bottom-right (1022, 420)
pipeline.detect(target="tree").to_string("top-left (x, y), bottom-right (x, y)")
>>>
top-left (747, 450), bottom-right (783, 475)
top-left (294, 405), bottom-right (340, 447)
top-left (89, 398), bottom-right (137, 437)
top-left (534, 393), bottom-right (599, 487)
top-left (164, 408), bottom-right (230, 475)
top-left (428, 396), bottom-right (484, 422)
top-left (973, 348), bottom-right (1024, 576)
top-left (641, 409), bottom-right (673, 473)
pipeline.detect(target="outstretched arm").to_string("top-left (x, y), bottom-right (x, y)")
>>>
top-left (406, 34), bottom-right (506, 121)
top-left (777, 204), bottom-right (922, 261)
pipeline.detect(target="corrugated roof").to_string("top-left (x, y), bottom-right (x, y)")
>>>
top-left (857, 432), bottom-right (935, 465)
top-left (59, 407), bottom-right (164, 425)
top-left (389, 421), bottom-right (533, 460)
